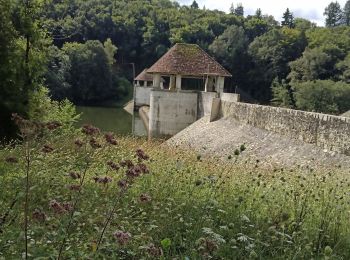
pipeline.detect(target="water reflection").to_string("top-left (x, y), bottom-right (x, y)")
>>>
top-left (76, 106), bottom-right (147, 136)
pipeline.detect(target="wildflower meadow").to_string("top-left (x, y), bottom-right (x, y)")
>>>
top-left (0, 115), bottom-right (350, 259)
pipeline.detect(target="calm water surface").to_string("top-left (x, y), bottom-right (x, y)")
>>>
top-left (76, 106), bottom-right (146, 136)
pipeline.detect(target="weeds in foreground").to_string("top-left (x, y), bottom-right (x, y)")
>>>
top-left (0, 115), bottom-right (350, 259)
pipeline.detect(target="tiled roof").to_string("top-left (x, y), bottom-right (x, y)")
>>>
top-left (135, 69), bottom-right (153, 81)
top-left (147, 43), bottom-right (232, 77)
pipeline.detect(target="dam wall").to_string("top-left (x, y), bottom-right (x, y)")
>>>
top-left (135, 86), bottom-right (153, 107)
top-left (198, 92), bottom-right (218, 117)
top-left (220, 101), bottom-right (350, 155)
top-left (149, 90), bottom-right (198, 137)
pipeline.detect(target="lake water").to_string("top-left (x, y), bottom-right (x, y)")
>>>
top-left (76, 106), bottom-right (147, 136)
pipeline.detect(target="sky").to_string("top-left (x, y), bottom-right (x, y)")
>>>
top-left (177, 0), bottom-right (347, 26)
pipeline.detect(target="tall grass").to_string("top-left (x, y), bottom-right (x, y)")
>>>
top-left (0, 117), bottom-right (349, 259)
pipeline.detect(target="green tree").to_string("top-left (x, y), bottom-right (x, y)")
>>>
top-left (248, 28), bottom-right (306, 101)
top-left (288, 48), bottom-right (334, 82)
top-left (45, 46), bottom-right (72, 101)
top-left (343, 0), bottom-right (350, 25)
top-left (234, 3), bottom-right (244, 17)
top-left (255, 8), bottom-right (262, 19)
top-left (229, 3), bottom-right (235, 14)
top-left (281, 8), bottom-right (295, 28)
top-left (0, 0), bottom-right (50, 138)
top-left (293, 80), bottom-right (350, 114)
top-left (104, 38), bottom-right (118, 66)
top-left (294, 18), bottom-right (316, 31)
top-left (209, 26), bottom-right (249, 89)
top-left (324, 1), bottom-right (343, 27)
top-left (191, 0), bottom-right (199, 9)
top-left (336, 53), bottom-right (350, 83)
top-left (271, 78), bottom-right (295, 108)
top-left (61, 40), bottom-right (129, 105)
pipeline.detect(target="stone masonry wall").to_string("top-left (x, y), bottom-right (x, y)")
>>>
top-left (220, 101), bottom-right (350, 155)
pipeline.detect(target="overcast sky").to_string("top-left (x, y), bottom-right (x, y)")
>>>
top-left (177, 0), bottom-right (347, 26)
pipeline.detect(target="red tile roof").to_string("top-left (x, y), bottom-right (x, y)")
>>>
top-left (147, 43), bottom-right (232, 77)
top-left (135, 69), bottom-right (153, 81)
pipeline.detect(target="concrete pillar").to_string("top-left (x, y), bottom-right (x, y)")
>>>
top-left (205, 76), bottom-right (214, 92)
top-left (169, 75), bottom-right (176, 91)
top-left (143, 81), bottom-right (147, 87)
top-left (176, 74), bottom-right (182, 90)
top-left (160, 81), bottom-right (164, 89)
top-left (216, 76), bottom-right (225, 94)
top-left (153, 74), bottom-right (161, 88)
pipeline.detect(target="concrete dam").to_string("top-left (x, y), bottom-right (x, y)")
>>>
top-left (130, 43), bottom-right (350, 168)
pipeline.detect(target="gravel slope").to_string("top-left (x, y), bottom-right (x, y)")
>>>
top-left (167, 116), bottom-right (350, 169)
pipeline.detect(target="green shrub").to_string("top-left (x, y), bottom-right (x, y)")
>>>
top-left (293, 80), bottom-right (350, 114)
top-left (28, 86), bottom-right (80, 133)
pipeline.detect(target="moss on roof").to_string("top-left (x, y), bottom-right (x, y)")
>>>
top-left (147, 43), bottom-right (232, 77)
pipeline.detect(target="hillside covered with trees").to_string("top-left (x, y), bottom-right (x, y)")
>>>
top-left (1, 0), bottom-right (350, 138)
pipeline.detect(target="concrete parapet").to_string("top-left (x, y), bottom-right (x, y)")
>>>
top-left (198, 92), bottom-right (218, 118)
top-left (220, 93), bottom-right (240, 102)
top-left (135, 86), bottom-right (153, 107)
top-left (220, 101), bottom-right (350, 155)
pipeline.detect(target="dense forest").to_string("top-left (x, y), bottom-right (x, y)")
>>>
top-left (1, 0), bottom-right (350, 138)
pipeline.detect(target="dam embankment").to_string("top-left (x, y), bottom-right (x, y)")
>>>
top-left (167, 101), bottom-right (350, 169)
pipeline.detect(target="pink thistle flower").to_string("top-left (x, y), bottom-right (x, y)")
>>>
top-left (32, 209), bottom-right (46, 222)
top-left (139, 193), bottom-right (152, 203)
top-left (46, 121), bottom-right (62, 131)
top-left (105, 132), bottom-right (118, 145)
top-left (120, 160), bottom-right (134, 169)
top-left (62, 202), bottom-right (73, 212)
top-left (113, 230), bottom-right (132, 246)
top-left (74, 139), bottom-right (84, 148)
top-left (49, 200), bottom-right (66, 214)
top-left (126, 165), bottom-right (142, 178)
top-left (89, 137), bottom-right (102, 149)
top-left (69, 172), bottom-right (81, 180)
top-left (137, 163), bottom-right (149, 174)
top-left (136, 149), bottom-right (149, 161)
top-left (93, 176), bottom-right (112, 185)
top-left (107, 161), bottom-right (120, 171)
top-left (117, 179), bottom-right (128, 190)
top-left (68, 185), bottom-right (81, 191)
top-left (82, 124), bottom-right (100, 136)
top-left (5, 157), bottom-right (18, 163)
top-left (42, 144), bottom-right (54, 153)
top-left (145, 243), bottom-right (163, 257)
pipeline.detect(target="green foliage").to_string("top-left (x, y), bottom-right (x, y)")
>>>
top-left (28, 86), bottom-right (80, 133)
top-left (281, 8), bottom-right (295, 28)
top-left (103, 38), bottom-right (118, 66)
top-left (271, 79), bottom-right (295, 108)
top-left (293, 80), bottom-right (350, 114)
top-left (0, 0), bottom-right (50, 138)
top-left (336, 53), bottom-right (350, 83)
top-left (59, 40), bottom-right (130, 105)
top-left (248, 28), bottom-right (306, 101)
top-left (324, 1), bottom-right (343, 27)
top-left (1, 128), bottom-right (350, 258)
top-left (344, 0), bottom-right (350, 25)
top-left (288, 47), bottom-right (335, 82)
